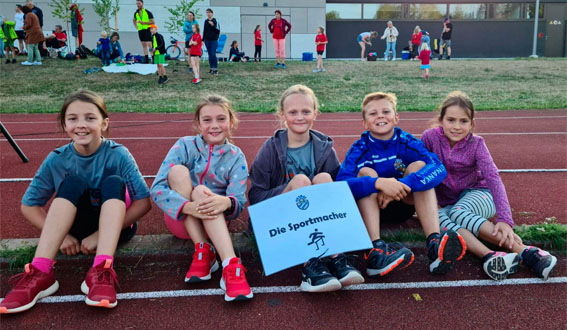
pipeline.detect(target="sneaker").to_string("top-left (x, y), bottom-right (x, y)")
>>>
top-left (281, 64), bottom-right (286, 69)
top-left (212, 70), bottom-right (218, 75)
top-left (313, 68), bottom-right (320, 73)
top-left (162, 76), bottom-right (169, 84)
top-left (219, 258), bottom-right (253, 302)
top-left (300, 258), bottom-right (342, 292)
top-left (438, 55), bottom-right (443, 60)
top-left (5, 59), bottom-right (9, 64)
top-left (447, 56), bottom-right (451, 60)
top-left (275, 62), bottom-right (281, 68)
top-left (32, 61), bottom-right (42, 65)
top-left (428, 231), bottom-right (467, 274)
top-left (320, 67), bottom-right (325, 72)
top-left (81, 259), bottom-right (119, 308)
top-left (483, 252), bottom-right (520, 281)
top-left (328, 254), bottom-right (364, 287)
top-left (185, 242), bottom-right (219, 283)
top-left (195, 78), bottom-right (201, 84)
top-left (0, 264), bottom-right (59, 314)
top-left (21, 61), bottom-right (33, 66)
top-left (521, 246), bottom-right (557, 280)
top-left (12, 59), bottom-right (16, 64)
top-left (158, 77), bottom-right (164, 84)
top-left (191, 78), bottom-right (197, 84)
top-left (187, 67), bottom-right (193, 73)
top-left (208, 69), bottom-right (213, 74)
top-left (365, 240), bottom-right (414, 276)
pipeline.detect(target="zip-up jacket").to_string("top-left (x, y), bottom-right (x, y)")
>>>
top-left (337, 128), bottom-right (447, 200)
top-left (150, 135), bottom-right (248, 221)
top-left (248, 129), bottom-right (340, 205)
top-left (421, 127), bottom-right (513, 227)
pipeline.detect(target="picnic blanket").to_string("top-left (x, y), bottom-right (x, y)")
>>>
top-left (101, 63), bottom-right (167, 75)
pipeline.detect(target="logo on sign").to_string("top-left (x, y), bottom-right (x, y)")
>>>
top-left (296, 195), bottom-right (309, 210)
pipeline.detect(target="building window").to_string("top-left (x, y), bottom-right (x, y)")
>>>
top-left (363, 4), bottom-right (402, 19)
top-left (488, 3), bottom-right (544, 20)
top-left (526, 4), bottom-right (544, 19)
top-left (326, 4), bottom-right (362, 20)
top-left (409, 4), bottom-right (446, 20)
top-left (449, 4), bottom-right (486, 20)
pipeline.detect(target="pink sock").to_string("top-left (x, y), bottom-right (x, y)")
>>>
top-left (93, 255), bottom-right (114, 268)
top-left (31, 257), bottom-right (54, 274)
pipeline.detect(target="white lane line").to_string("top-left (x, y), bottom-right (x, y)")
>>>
top-left (1, 169), bottom-right (565, 183)
top-left (2, 115), bottom-right (566, 124)
top-left (1, 277), bottom-right (565, 304)
top-left (1, 132), bottom-right (566, 142)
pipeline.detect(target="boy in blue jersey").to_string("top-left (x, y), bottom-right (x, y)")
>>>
top-left (337, 92), bottom-right (466, 277)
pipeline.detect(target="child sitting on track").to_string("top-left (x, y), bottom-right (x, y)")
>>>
top-left (421, 91), bottom-right (557, 280)
top-left (336, 92), bottom-right (467, 277)
top-left (150, 94), bottom-right (253, 302)
top-left (249, 84), bottom-right (364, 293)
top-left (0, 89), bottom-right (151, 313)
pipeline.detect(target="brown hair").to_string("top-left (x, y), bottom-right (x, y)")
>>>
top-left (275, 9), bottom-right (282, 16)
top-left (436, 91), bottom-right (475, 123)
top-left (361, 92), bottom-right (397, 120)
top-left (58, 89), bottom-right (110, 135)
top-left (278, 84), bottom-right (319, 117)
top-left (193, 23), bottom-right (200, 34)
top-left (194, 94), bottom-right (239, 142)
top-left (318, 26), bottom-right (325, 34)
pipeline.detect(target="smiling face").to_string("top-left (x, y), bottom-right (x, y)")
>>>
top-left (363, 98), bottom-right (399, 140)
top-left (187, 12), bottom-right (194, 21)
top-left (440, 105), bottom-right (473, 147)
top-left (64, 101), bottom-right (109, 155)
top-left (280, 93), bottom-right (317, 137)
top-left (197, 105), bottom-right (231, 145)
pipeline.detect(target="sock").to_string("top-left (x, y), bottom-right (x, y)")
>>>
top-left (482, 251), bottom-right (496, 263)
top-left (31, 257), bottom-right (54, 274)
top-left (93, 255), bottom-right (114, 268)
top-left (222, 257), bottom-right (238, 268)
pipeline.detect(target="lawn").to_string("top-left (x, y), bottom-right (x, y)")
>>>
top-left (1, 57), bottom-right (566, 113)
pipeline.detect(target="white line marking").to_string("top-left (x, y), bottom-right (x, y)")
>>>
top-left (1, 277), bottom-right (565, 304)
top-left (1, 132), bottom-right (566, 142)
top-left (1, 169), bottom-right (565, 183)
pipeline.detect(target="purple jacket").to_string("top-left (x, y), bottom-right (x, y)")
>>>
top-left (421, 127), bottom-right (513, 227)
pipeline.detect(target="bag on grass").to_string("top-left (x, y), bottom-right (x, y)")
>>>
top-left (76, 47), bottom-right (87, 59)
top-left (79, 44), bottom-right (94, 56)
top-left (65, 53), bottom-right (76, 60)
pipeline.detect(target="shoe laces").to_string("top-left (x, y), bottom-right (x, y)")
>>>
top-left (305, 258), bottom-right (330, 274)
top-left (225, 263), bottom-right (247, 281)
top-left (332, 254), bottom-right (359, 269)
top-left (93, 267), bottom-right (120, 290)
top-left (8, 265), bottom-right (36, 289)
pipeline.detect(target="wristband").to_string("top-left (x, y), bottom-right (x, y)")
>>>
top-left (224, 197), bottom-right (235, 216)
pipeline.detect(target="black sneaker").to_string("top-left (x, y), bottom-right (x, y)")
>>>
top-left (12, 59), bottom-right (16, 64)
top-left (365, 240), bottom-right (414, 276)
top-left (208, 69), bottom-right (213, 74)
top-left (328, 254), bottom-right (364, 287)
top-left (428, 231), bottom-right (466, 274)
top-left (483, 252), bottom-right (519, 281)
top-left (157, 76), bottom-right (164, 84)
top-left (447, 56), bottom-right (451, 60)
top-left (5, 59), bottom-right (9, 64)
top-left (300, 258), bottom-right (341, 292)
top-left (212, 70), bottom-right (218, 75)
top-left (521, 246), bottom-right (557, 280)
top-left (162, 76), bottom-right (169, 84)
top-left (438, 55), bottom-right (443, 60)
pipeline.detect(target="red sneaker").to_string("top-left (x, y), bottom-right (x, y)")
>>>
top-left (185, 242), bottom-right (219, 283)
top-left (219, 258), bottom-right (253, 302)
top-left (81, 259), bottom-right (119, 308)
top-left (0, 264), bottom-right (59, 314)
top-left (191, 78), bottom-right (197, 83)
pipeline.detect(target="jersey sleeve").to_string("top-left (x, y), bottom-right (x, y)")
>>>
top-left (224, 150), bottom-right (249, 220)
top-left (146, 10), bottom-right (154, 19)
top-left (398, 134), bottom-right (447, 192)
top-left (118, 147), bottom-right (150, 201)
top-left (22, 153), bottom-right (56, 206)
top-left (336, 141), bottom-right (379, 200)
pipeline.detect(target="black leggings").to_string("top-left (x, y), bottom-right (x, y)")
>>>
top-left (254, 45), bottom-right (261, 61)
top-left (55, 175), bottom-right (136, 242)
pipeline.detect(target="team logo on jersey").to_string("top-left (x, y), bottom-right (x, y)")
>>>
top-left (394, 158), bottom-right (406, 175)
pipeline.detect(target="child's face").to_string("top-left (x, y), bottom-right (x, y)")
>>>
top-left (198, 105), bottom-right (231, 145)
top-left (233, 42), bottom-right (238, 48)
top-left (317, 28), bottom-right (322, 34)
top-left (64, 101), bottom-right (109, 155)
top-left (281, 93), bottom-right (317, 136)
top-left (363, 99), bottom-right (399, 140)
top-left (440, 105), bottom-right (473, 146)
top-left (192, 25), bottom-right (197, 33)
top-left (150, 27), bottom-right (156, 34)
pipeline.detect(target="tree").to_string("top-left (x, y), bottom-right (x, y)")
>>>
top-left (93, 0), bottom-right (120, 32)
top-left (164, 0), bottom-right (203, 35)
top-left (326, 10), bottom-right (340, 20)
top-left (49, 0), bottom-right (82, 34)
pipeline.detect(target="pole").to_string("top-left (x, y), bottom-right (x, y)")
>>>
top-left (0, 122), bottom-right (29, 163)
top-left (531, 0), bottom-right (540, 58)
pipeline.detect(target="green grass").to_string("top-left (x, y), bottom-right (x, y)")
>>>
top-left (1, 57), bottom-right (566, 113)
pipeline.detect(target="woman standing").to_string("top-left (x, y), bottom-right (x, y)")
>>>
top-left (268, 10), bottom-right (291, 69)
top-left (380, 21), bottom-right (398, 61)
top-left (203, 8), bottom-right (220, 75)
top-left (21, 5), bottom-right (43, 65)
top-left (183, 11), bottom-right (197, 72)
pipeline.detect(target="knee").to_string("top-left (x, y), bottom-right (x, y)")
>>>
top-left (168, 165), bottom-right (190, 182)
top-left (56, 175), bottom-right (88, 206)
top-left (312, 172), bottom-right (332, 184)
top-left (405, 161), bottom-right (426, 175)
top-left (289, 174), bottom-right (312, 189)
top-left (101, 175), bottom-right (126, 204)
top-left (358, 167), bottom-right (378, 178)
top-left (191, 185), bottom-right (211, 201)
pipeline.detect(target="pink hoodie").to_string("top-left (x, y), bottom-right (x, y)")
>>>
top-left (421, 126), bottom-right (513, 227)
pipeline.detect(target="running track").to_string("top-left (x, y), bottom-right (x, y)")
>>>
top-left (1, 110), bottom-right (566, 329)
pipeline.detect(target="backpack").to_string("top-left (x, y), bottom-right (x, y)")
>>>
top-left (75, 47), bottom-right (87, 59)
top-left (65, 53), bottom-right (76, 60)
top-left (79, 44), bottom-right (93, 56)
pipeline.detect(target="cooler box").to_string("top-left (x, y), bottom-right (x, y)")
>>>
top-left (302, 52), bottom-right (313, 61)
top-left (367, 54), bottom-right (377, 61)
top-left (402, 50), bottom-right (410, 60)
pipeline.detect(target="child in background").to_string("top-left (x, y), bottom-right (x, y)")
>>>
top-left (421, 91), bottom-right (558, 281)
top-left (150, 95), bottom-right (253, 302)
top-left (249, 84), bottom-right (364, 293)
top-left (109, 32), bottom-right (124, 63)
top-left (313, 26), bottom-right (327, 73)
top-left (1, 17), bottom-right (18, 63)
top-left (229, 40), bottom-right (249, 62)
top-left (253, 25), bottom-right (263, 62)
top-left (15, 5), bottom-right (26, 55)
top-left (149, 24), bottom-right (167, 84)
top-left (418, 43), bottom-right (431, 79)
top-left (189, 23), bottom-right (202, 84)
top-left (411, 26), bottom-right (422, 60)
top-left (97, 30), bottom-right (111, 66)
top-left (336, 92), bottom-right (466, 277)
top-left (0, 90), bottom-right (151, 313)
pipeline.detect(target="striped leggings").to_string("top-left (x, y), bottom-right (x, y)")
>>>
top-left (438, 189), bottom-right (495, 236)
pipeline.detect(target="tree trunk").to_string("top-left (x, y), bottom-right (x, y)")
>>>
top-left (114, 10), bottom-right (119, 32)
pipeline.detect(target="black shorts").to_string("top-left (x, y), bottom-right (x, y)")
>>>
top-left (317, 50), bottom-right (324, 55)
top-left (185, 40), bottom-right (191, 48)
top-left (16, 30), bottom-right (25, 40)
top-left (380, 201), bottom-right (416, 224)
top-left (138, 29), bottom-right (152, 42)
top-left (190, 54), bottom-right (201, 58)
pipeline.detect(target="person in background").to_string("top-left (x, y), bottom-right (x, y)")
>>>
top-left (1, 16), bottom-right (18, 63)
top-left (313, 26), bottom-right (328, 73)
top-left (149, 24), bottom-right (167, 84)
top-left (439, 17), bottom-right (453, 60)
top-left (132, 0), bottom-right (155, 63)
top-left (380, 21), bottom-right (398, 61)
top-left (45, 25), bottom-right (67, 50)
top-left (268, 9), bottom-right (291, 69)
top-left (229, 40), bottom-right (249, 62)
top-left (189, 23), bottom-right (202, 84)
top-left (411, 26), bottom-right (422, 60)
top-left (418, 43), bottom-right (431, 79)
top-left (97, 30), bottom-right (111, 66)
top-left (14, 5), bottom-right (26, 55)
top-left (253, 25), bottom-right (263, 62)
top-left (357, 31), bottom-right (378, 61)
top-left (203, 8), bottom-right (220, 75)
top-left (109, 32), bottom-right (124, 63)
top-left (183, 11), bottom-right (197, 73)
top-left (20, 5), bottom-right (43, 66)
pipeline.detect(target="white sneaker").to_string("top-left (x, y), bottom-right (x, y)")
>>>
top-left (21, 61), bottom-right (33, 65)
top-left (312, 68), bottom-right (319, 73)
top-left (32, 61), bottom-right (42, 66)
top-left (320, 68), bottom-right (325, 72)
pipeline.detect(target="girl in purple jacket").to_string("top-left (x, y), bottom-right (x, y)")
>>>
top-left (421, 91), bottom-right (557, 281)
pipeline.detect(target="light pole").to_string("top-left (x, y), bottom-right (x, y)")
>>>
top-left (531, 0), bottom-right (540, 58)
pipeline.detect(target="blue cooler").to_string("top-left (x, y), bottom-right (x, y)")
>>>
top-left (402, 50), bottom-right (410, 60)
top-left (302, 52), bottom-right (313, 61)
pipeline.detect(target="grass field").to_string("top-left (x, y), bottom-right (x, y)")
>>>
top-left (1, 57), bottom-right (566, 113)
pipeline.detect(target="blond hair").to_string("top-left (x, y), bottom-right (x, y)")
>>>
top-left (361, 92), bottom-right (397, 120)
top-left (101, 30), bottom-right (108, 38)
top-left (414, 25), bottom-right (421, 34)
top-left (194, 94), bottom-right (239, 141)
top-left (278, 84), bottom-right (319, 116)
top-left (420, 42), bottom-right (430, 52)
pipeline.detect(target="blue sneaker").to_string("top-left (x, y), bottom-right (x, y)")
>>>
top-left (281, 64), bottom-right (286, 69)
top-left (300, 258), bottom-right (341, 292)
top-left (428, 231), bottom-right (467, 274)
top-left (365, 240), bottom-right (414, 276)
top-left (275, 62), bottom-right (281, 68)
top-left (483, 252), bottom-right (519, 281)
top-left (521, 246), bottom-right (557, 280)
top-left (328, 254), bottom-right (364, 287)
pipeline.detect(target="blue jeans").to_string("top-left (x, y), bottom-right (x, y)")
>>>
top-left (421, 35), bottom-right (431, 55)
top-left (385, 41), bottom-right (396, 60)
top-left (100, 49), bottom-right (111, 66)
top-left (204, 39), bottom-right (218, 69)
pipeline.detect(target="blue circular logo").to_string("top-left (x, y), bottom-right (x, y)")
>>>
top-left (296, 195), bottom-right (309, 210)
